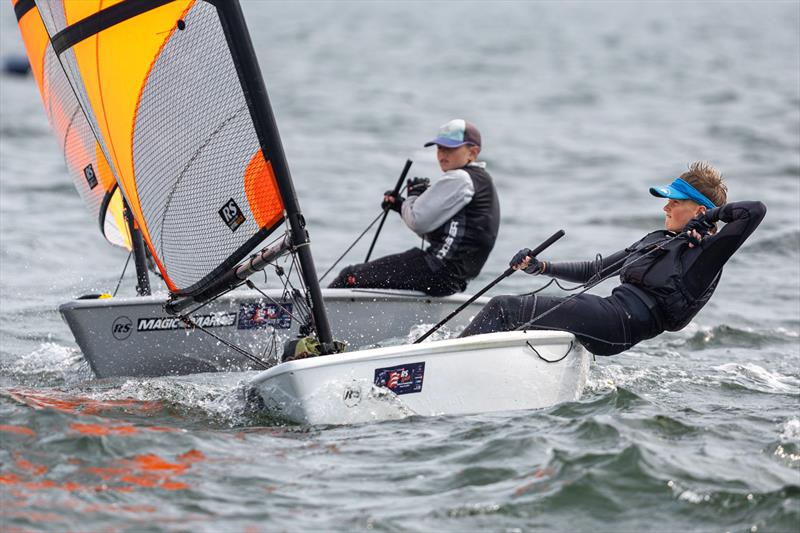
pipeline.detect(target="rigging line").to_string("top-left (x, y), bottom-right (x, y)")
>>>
top-left (286, 256), bottom-right (313, 324)
top-left (319, 183), bottom-right (410, 282)
top-left (179, 280), bottom-right (246, 317)
top-left (318, 209), bottom-right (385, 282)
top-left (515, 233), bottom-right (683, 333)
top-left (526, 340), bottom-right (573, 363)
top-left (176, 315), bottom-right (269, 370)
top-left (244, 280), bottom-right (308, 325)
top-left (112, 251), bottom-right (133, 297)
top-left (286, 254), bottom-right (314, 329)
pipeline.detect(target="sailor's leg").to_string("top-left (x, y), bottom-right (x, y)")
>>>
top-left (518, 293), bottom-right (630, 356)
top-left (460, 294), bottom-right (538, 336)
top-left (328, 249), bottom-right (431, 290)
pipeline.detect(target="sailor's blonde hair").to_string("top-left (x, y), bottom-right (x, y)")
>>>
top-left (679, 161), bottom-right (728, 207)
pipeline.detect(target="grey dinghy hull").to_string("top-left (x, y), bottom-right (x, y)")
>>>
top-left (59, 288), bottom-right (489, 378)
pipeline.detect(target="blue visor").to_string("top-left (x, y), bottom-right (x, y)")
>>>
top-left (649, 178), bottom-right (716, 209)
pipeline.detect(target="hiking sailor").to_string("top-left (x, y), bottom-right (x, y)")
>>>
top-left (329, 119), bottom-right (500, 296)
top-left (460, 161), bottom-right (766, 355)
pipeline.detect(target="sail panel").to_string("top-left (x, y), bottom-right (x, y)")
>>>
top-left (133, 1), bottom-right (283, 289)
top-left (31, 0), bottom-right (287, 295)
top-left (15, 1), bottom-right (130, 249)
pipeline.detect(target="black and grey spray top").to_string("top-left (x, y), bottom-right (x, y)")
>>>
top-left (401, 162), bottom-right (500, 280)
top-left (540, 201), bottom-right (766, 331)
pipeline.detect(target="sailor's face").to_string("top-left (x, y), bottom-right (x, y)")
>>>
top-left (663, 199), bottom-right (704, 232)
top-left (437, 145), bottom-right (477, 172)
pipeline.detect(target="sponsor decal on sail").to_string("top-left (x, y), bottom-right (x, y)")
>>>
top-left (374, 362), bottom-right (425, 395)
top-left (137, 313), bottom-right (237, 332)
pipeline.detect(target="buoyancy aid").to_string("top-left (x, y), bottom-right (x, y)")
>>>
top-left (620, 230), bottom-right (720, 331)
top-left (425, 165), bottom-right (500, 280)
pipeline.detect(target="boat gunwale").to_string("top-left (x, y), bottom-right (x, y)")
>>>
top-left (249, 330), bottom-right (581, 386)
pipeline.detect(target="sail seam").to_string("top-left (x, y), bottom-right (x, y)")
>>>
top-left (50, 0), bottom-right (174, 55)
top-left (60, 106), bottom-right (82, 165)
top-left (158, 104), bottom-right (249, 274)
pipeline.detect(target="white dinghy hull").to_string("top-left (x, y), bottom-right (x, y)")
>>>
top-left (249, 330), bottom-right (590, 425)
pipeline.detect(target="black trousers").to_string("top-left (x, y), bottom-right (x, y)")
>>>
top-left (459, 288), bottom-right (662, 356)
top-left (328, 248), bottom-right (466, 297)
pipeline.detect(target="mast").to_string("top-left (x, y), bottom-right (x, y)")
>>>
top-left (213, 0), bottom-right (334, 353)
top-left (122, 199), bottom-right (151, 296)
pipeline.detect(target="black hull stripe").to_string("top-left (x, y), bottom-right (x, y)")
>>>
top-left (14, 0), bottom-right (35, 22)
top-left (51, 0), bottom-right (175, 55)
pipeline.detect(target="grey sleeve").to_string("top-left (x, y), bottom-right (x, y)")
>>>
top-left (401, 170), bottom-right (475, 235)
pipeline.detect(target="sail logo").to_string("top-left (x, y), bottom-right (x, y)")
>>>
top-left (137, 313), bottom-right (237, 332)
top-left (219, 198), bottom-right (246, 232)
top-left (83, 164), bottom-right (98, 189)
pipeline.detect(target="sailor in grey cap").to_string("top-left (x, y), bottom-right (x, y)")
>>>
top-left (328, 119), bottom-right (500, 296)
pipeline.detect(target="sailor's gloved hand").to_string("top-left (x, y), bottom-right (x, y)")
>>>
top-left (407, 177), bottom-right (431, 197)
top-left (684, 214), bottom-right (715, 235)
top-left (381, 190), bottom-right (404, 213)
top-left (510, 248), bottom-right (544, 274)
top-left (683, 212), bottom-right (716, 248)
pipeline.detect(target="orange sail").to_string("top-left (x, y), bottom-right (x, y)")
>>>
top-left (14, 0), bottom-right (130, 250)
top-left (21, 0), bottom-right (287, 296)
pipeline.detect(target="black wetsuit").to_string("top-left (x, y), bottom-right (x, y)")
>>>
top-left (460, 201), bottom-right (766, 355)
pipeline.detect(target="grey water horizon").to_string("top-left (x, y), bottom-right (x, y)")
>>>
top-left (1, 1), bottom-right (798, 531)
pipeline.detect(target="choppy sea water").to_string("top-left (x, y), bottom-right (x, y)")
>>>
top-left (1, 1), bottom-right (798, 531)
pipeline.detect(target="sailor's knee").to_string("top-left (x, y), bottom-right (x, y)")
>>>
top-left (486, 295), bottom-right (516, 312)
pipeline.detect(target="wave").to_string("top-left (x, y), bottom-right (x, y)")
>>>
top-left (716, 362), bottom-right (800, 395)
top-left (744, 229), bottom-right (800, 256)
top-left (680, 324), bottom-right (799, 350)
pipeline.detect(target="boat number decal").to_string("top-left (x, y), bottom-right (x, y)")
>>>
top-left (374, 362), bottom-right (425, 395)
top-left (137, 313), bottom-right (236, 332)
top-left (238, 302), bottom-right (293, 330)
top-left (343, 384), bottom-right (362, 407)
top-left (219, 198), bottom-right (245, 232)
top-left (83, 164), bottom-right (98, 189)
top-left (111, 316), bottom-right (133, 340)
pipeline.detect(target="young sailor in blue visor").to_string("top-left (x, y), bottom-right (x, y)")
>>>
top-left (329, 119), bottom-right (500, 296)
top-left (459, 161), bottom-right (766, 356)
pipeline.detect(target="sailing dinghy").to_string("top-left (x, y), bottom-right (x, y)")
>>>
top-left (17, 0), bottom-right (589, 422)
top-left (14, 0), bottom-right (489, 378)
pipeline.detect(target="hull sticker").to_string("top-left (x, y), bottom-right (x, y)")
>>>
top-left (238, 302), bottom-right (293, 330)
top-left (111, 316), bottom-right (133, 340)
top-left (137, 313), bottom-right (236, 332)
top-left (374, 362), bottom-right (425, 395)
